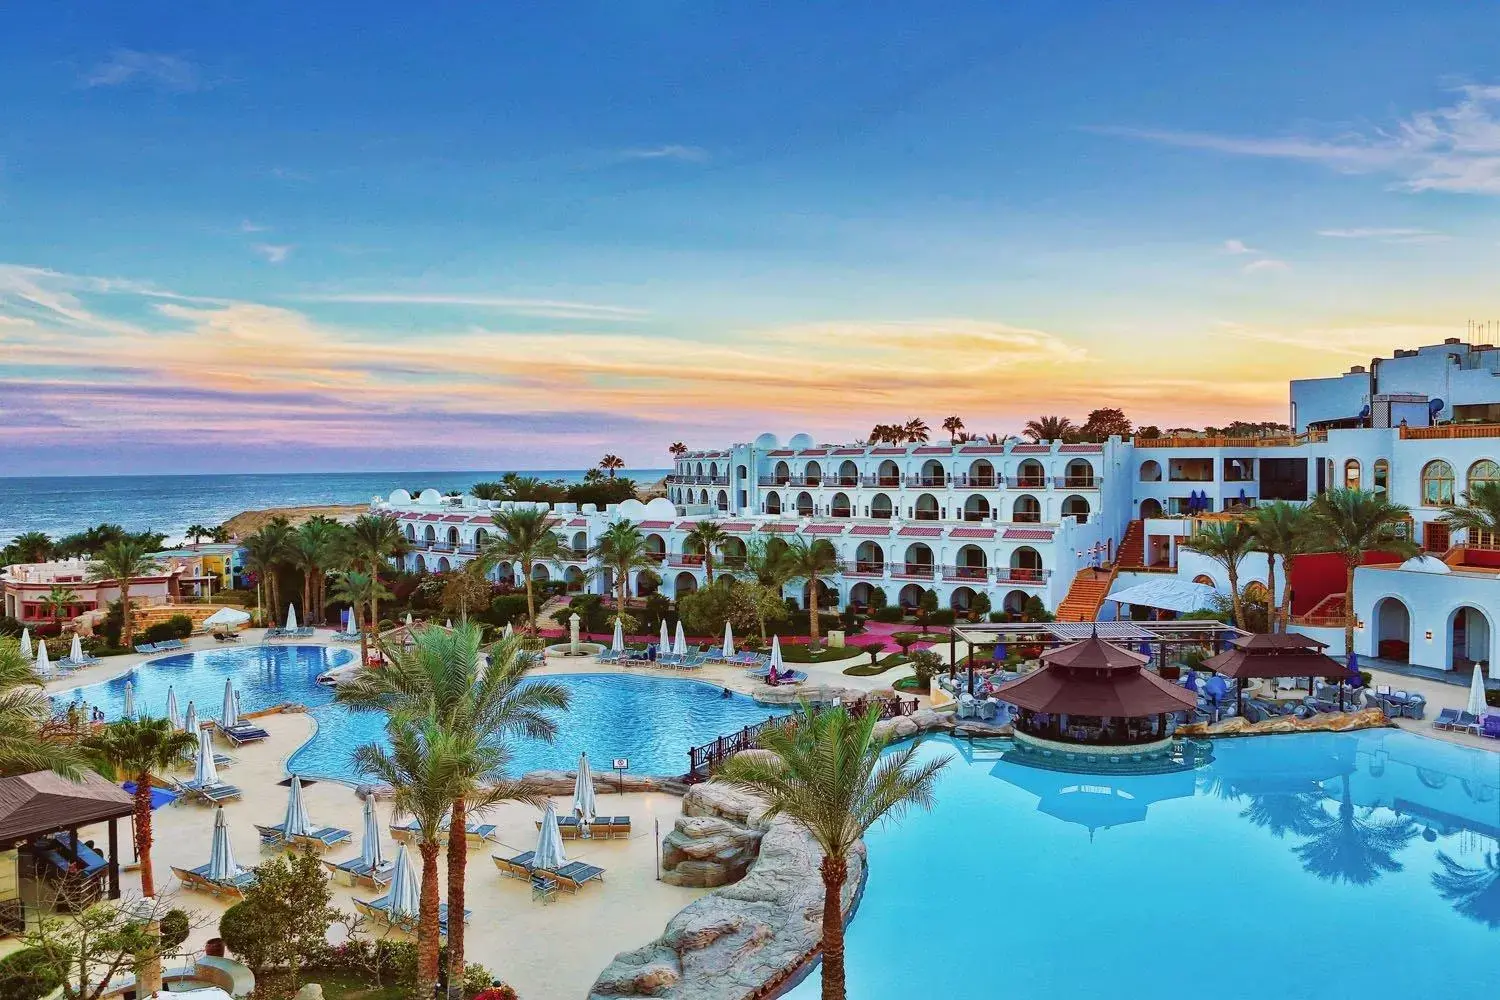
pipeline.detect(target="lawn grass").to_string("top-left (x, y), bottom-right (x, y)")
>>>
top-left (842, 653), bottom-right (911, 676)
top-left (892, 675), bottom-right (923, 692)
top-left (777, 644), bottom-right (865, 664)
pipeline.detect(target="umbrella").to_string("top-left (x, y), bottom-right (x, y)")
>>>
top-left (123, 680), bottom-right (135, 719)
top-left (206, 807), bottom-right (243, 881)
top-left (1205, 675), bottom-right (1228, 703)
top-left (194, 727), bottom-right (219, 786)
top-left (445, 619), bottom-right (453, 629)
top-left (769, 635), bottom-right (784, 672)
top-left (70, 634), bottom-right (85, 664)
top-left (286, 604), bottom-right (299, 630)
top-left (385, 845), bottom-right (419, 919)
top-left (1345, 651), bottom-right (1362, 685)
top-left (673, 621), bottom-right (688, 656)
top-left (19, 629), bottom-right (31, 659)
top-left (658, 620), bottom-right (670, 651)
top-left (573, 753), bottom-right (598, 832)
top-left (1467, 663), bottom-right (1489, 717)
top-left (221, 679), bottom-right (239, 729)
top-left (611, 618), bottom-right (625, 653)
top-left (34, 641), bottom-right (52, 680)
top-left (202, 607), bottom-right (250, 629)
top-left (534, 801), bottom-right (569, 871)
top-left (282, 775), bottom-right (312, 839)
top-left (502, 622), bottom-right (514, 639)
top-left (993, 641), bottom-right (1007, 663)
top-left (359, 796), bottom-right (384, 870)
top-left (167, 686), bottom-right (181, 729)
top-left (1182, 669), bottom-right (1200, 693)
top-left (722, 621), bottom-right (735, 659)
top-left (343, 607), bottom-right (353, 632)
top-left (405, 612), bottom-right (414, 628)
top-left (184, 701), bottom-right (198, 734)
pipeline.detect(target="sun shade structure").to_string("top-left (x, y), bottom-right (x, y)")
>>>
top-left (1201, 632), bottom-right (1347, 713)
top-left (360, 796), bottom-right (384, 870)
top-left (534, 800), bottom-right (569, 871)
top-left (0, 770), bottom-right (134, 909)
top-left (573, 753), bottom-right (597, 832)
top-left (1105, 579), bottom-right (1220, 614)
top-left (221, 679), bottom-right (239, 729)
top-left (202, 607), bottom-right (250, 629)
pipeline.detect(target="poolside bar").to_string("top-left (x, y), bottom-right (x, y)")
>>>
top-left (1201, 632), bottom-right (1348, 713)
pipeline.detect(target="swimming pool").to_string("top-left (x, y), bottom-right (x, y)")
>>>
top-left (785, 729), bottom-right (1498, 1000)
top-left (53, 645), bottom-right (789, 783)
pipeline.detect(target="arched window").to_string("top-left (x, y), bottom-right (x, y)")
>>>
top-left (1373, 459), bottom-right (1389, 495)
top-left (804, 461), bottom-right (822, 486)
top-left (1139, 460), bottom-right (1162, 483)
top-left (1061, 495), bottom-right (1090, 519)
top-left (1192, 574), bottom-right (1216, 587)
top-left (766, 492), bottom-right (781, 515)
top-left (1013, 495), bottom-right (1041, 523)
top-left (830, 492), bottom-right (852, 517)
top-left (1344, 459), bottom-right (1360, 490)
top-left (870, 493), bottom-right (893, 519)
top-left (1422, 460), bottom-right (1455, 506)
top-left (1468, 459), bottom-right (1500, 491)
top-left (962, 495), bottom-right (991, 521)
top-left (795, 491), bottom-right (814, 516)
top-left (913, 494), bottom-right (940, 521)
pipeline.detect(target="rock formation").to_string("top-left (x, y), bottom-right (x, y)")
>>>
top-left (1177, 705), bottom-right (1392, 737)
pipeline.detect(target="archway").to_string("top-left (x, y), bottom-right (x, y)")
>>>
top-left (963, 495), bottom-right (991, 521)
top-left (1140, 460), bottom-right (1162, 483)
top-left (530, 563), bottom-right (551, 582)
top-left (804, 461), bottom-right (823, 486)
top-left (1013, 495), bottom-right (1041, 523)
top-left (563, 566), bottom-right (585, 592)
top-left (855, 540), bottom-right (885, 573)
top-left (850, 582), bottom-right (875, 608)
top-left (494, 561), bottom-right (514, 585)
top-left (1192, 574), bottom-right (1217, 587)
top-left (950, 586), bottom-right (977, 611)
top-left (674, 571), bottom-right (698, 598)
top-left (571, 530), bottom-right (588, 553)
top-left (415, 554), bottom-right (428, 573)
top-left (766, 492), bottom-right (782, 515)
top-left (870, 493), bottom-right (893, 519)
top-left (1010, 546), bottom-right (1043, 582)
top-left (1374, 596), bottom-right (1411, 662)
top-left (1002, 590), bottom-right (1028, 615)
top-left (831, 492), bottom-right (852, 518)
top-left (722, 536), bottom-right (747, 569)
top-left (773, 460), bottom-right (790, 484)
top-left (1062, 494), bottom-right (1090, 519)
top-left (423, 525), bottom-right (436, 545)
top-left (716, 490), bottom-right (729, 511)
top-left (404, 524), bottom-right (416, 541)
top-left (802, 578), bottom-right (837, 610)
top-left (645, 533), bottom-right (666, 562)
top-left (954, 544), bottom-right (987, 581)
top-left (795, 491), bottom-right (814, 517)
top-left (436, 557), bottom-right (452, 573)
top-left (913, 493), bottom-right (939, 521)
top-left (635, 570), bottom-right (659, 597)
top-left (1064, 458), bottom-right (1095, 487)
top-left (837, 460), bottom-right (859, 486)
top-left (919, 459), bottom-right (945, 486)
top-left (1016, 459), bottom-right (1046, 489)
top-left (904, 542), bottom-right (934, 575)
top-left (1448, 605), bottom-right (1491, 671)
top-left (474, 527), bottom-right (489, 549)
top-left (876, 460), bottom-right (900, 486)
top-left (446, 526), bottom-right (460, 548)
top-left (1140, 498), bottom-right (1164, 519)
top-left (967, 459), bottom-right (995, 487)
top-left (898, 583), bottom-right (926, 608)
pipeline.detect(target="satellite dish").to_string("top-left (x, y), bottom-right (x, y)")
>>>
top-left (1429, 398), bottom-right (1445, 416)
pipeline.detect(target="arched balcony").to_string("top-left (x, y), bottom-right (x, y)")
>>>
top-left (766, 492), bottom-right (782, 515)
top-left (836, 460), bottom-right (859, 486)
top-left (870, 460), bottom-right (901, 488)
top-left (795, 491), bottom-right (815, 517)
top-left (943, 544), bottom-right (988, 582)
top-left (1063, 458), bottom-right (1096, 488)
top-left (913, 493), bottom-right (940, 521)
top-left (962, 494), bottom-right (991, 521)
top-left (898, 542), bottom-right (934, 579)
top-left (1061, 495), bottom-right (1090, 520)
top-left (1012, 459), bottom-right (1047, 490)
top-left (830, 492), bottom-right (853, 518)
top-left (869, 493), bottom-right (894, 519)
top-left (964, 459), bottom-right (996, 488)
top-left (1002, 546), bottom-right (1045, 584)
top-left (1013, 495), bottom-right (1041, 523)
top-left (804, 461), bottom-right (823, 487)
top-left (853, 541), bottom-right (885, 576)
top-left (917, 459), bottom-right (946, 487)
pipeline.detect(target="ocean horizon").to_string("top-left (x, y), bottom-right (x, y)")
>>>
top-left (0, 468), bottom-right (671, 545)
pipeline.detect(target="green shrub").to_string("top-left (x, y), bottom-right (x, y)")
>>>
top-left (166, 614), bottom-right (195, 639)
top-left (988, 611), bottom-right (1010, 623)
top-left (969, 592), bottom-right (992, 617)
top-left (566, 593), bottom-right (610, 633)
top-left (482, 594), bottom-right (530, 627)
top-left (219, 901), bottom-right (271, 970)
top-left (0, 617), bottom-right (21, 638)
top-left (160, 908), bottom-right (191, 951)
top-left (841, 654), bottom-right (909, 676)
top-left (867, 586), bottom-right (888, 610)
top-left (871, 607), bottom-right (904, 624)
top-left (1022, 595), bottom-right (1053, 623)
top-left (0, 947), bottom-right (63, 1000)
top-left (928, 609), bottom-right (956, 627)
top-left (908, 649), bottom-right (943, 688)
top-left (641, 593), bottom-right (673, 633)
top-left (141, 621), bottom-right (180, 645)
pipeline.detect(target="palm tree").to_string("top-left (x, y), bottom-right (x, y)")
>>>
top-left (668, 442), bottom-right (688, 460)
top-left (732, 537), bottom-right (792, 641)
top-left (716, 704), bottom-right (949, 1000)
top-left (481, 508), bottom-right (564, 633)
top-left (1250, 501), bottom-right (1315, 632)
top-left (901, 418), bottom-right (930, 445)
top-left (338, 624), bottom-right (569, 996)
top-left (183, 524), bottom-right (212, 548)
top-left (685, 521), bottom-right (729, 586)
top-left (1023, 415), bottom-right (1076, 443)
top-left (290, 517), bottom-right (342, 626)
top-left (330, 571), bottom-right (391, 665)
top-left (81, 717), bottom-right (196, 895)
top-left (40, 585), bottom-right (80, 625)
top-left (353, 715), bottom-right (466, 999)
top-left (1294, 774), bottom-right (1417, 885)
top-left (87, 540), bottom-right (160, 648)
top-left (0, 637), bottom-right (82, 778)
top-left (1438, 479), bottom-right (1500, 547)
top-left (1310, 488), bottom-right (1419, 654)
top-left (1180, 521), bottom-right (1255, 629)
top-left (779, 538), bottom-right (840, 651)
top-left (1432, 850), bottom-right (1500, 928)
top-left (941, 416), bottom-right (964, 443)
top-left (587, 521), bottom-right (657, 616)
top-left (342, 514), bottom-right (408, 630)
top-left (599, 454), bottom-right (625, 478)
top-left (9, 531), bottom-right (54, 563)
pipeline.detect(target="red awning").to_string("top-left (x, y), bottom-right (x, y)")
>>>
top-left (1201, 649), bottom-right (1345, 680)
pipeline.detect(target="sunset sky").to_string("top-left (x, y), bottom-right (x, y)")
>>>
top-left (3, 3), bottom-right (1500, 474)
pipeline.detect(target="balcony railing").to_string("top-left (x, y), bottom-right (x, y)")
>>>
top-left (458, 544), bottom-right (481, 555)
top-left (668, 554), bottom-right (705, 567)
top-left (994, 567), bottom-right (1049, 584)
top-left (868, 509), bottom-right (894, 519)
top-left (941, 564), bottom-right (989, 582)
top-left (561, 548), bottom-right (589, 561)
top-left (910, 476), bottom-right (947, 488)
top-left (860, 475), bottom-right (903, 488)
top-left (1053, 476), bottom-right (1099, 489)
top-left (912, 510), bottom-right (940, 521)
top-left (645, 551), bottom-right (666, 563)
top-left (672, 475), bottom-right (731, 486)
top-left (891, 563), bottom-right (935, 580)
top-left (844, 561), bottom-right (886, 577)
top-left (953, 474), bottom-right (999, 488)
top-left (430, 542), bottom-right (455, 553)
top-left (1006, 476), bottom-right (1049, 490)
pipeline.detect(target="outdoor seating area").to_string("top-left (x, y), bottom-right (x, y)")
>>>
top-left (389, 817), bottom-right (497, 846)
top-left (170, 807), bottom-right (255, 899)
top-left (353, 844), bottom-right (469, 941)
top-left (255, 775), bottom-right (352, 851)
top-left (134, 639), bottom-right (186, 654)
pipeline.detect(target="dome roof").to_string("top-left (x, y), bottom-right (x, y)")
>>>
top-left (418, 488), bottom-right (443, 504)
top-left (1399, 555), bottom-right (1452, 574)
top-left (388, 489), bottom-right (412, 504)
top-left (753, 432), bottom-right (780, 449)
top-left (788, 432), bottom-right (816, 450)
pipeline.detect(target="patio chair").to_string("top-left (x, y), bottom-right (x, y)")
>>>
top-left (1433, 708), bottom-right (1461, 730)
top-left (134, 643), bottom-right (158, 654)
top-left (174, 778), bottom-right (242, 805)
top-left (1402, 694), bottom-right (1427, 720)
top-left (1482, 714), bottom-right (1500, 739)
top-left (171, 863), bottom-right (255, 898)
top-left (220, 723), bottom-right (271, 746)
top-left (1455, 711), bottom-right (1482, 734)
top-left (539, 816), bottom-right (581, 839)
top-left (600, 816), bottom-right (631, 839)
top-left (531, 872), bottom-right (559, 903)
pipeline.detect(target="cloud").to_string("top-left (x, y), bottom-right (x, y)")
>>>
top-left (240, 220), bottom-right (270, 233)
top-left (1242, 258), bottom-right (1291, 274)
top-left (1316, 227), bottom-right (1449, 244)
top-left (618, 144), bottom-right (710, 163)
top-left (251, 244), bottom-right (292, 264)
top-left (297, 291), bottom-right (647, 321)
top-left (82, 50), bottom-right (203, 92)
top-left (1222, 239), bottom-right (1255, 255)
top-left (1099, 84), bottom-right (1500, 195)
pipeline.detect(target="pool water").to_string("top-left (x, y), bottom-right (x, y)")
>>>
top-left (54, 646), bottom-right (788, 782)
top-left (786, 730), bottom-right (1498, 1000)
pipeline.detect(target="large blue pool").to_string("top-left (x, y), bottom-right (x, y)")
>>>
top-left (53, 645), bottom-right (788, 782)
top-left (787, 730), bottom-right (1498, 1000)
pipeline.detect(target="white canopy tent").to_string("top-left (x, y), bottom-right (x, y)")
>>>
top-left (1105, 579), bottom-right (1220, 615)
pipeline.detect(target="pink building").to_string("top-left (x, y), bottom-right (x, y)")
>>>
top-left (1, 557), bottom-right (213, 630)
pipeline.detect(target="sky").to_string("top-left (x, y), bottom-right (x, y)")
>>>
top-left (2, 2), bottom-right (1500, 475)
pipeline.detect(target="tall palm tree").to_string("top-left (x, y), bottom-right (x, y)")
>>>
top-left (1310, 488), bottom-right (1418, 654)
top-left (342, 514), bottom-right (408, 631)
top-left (1438, 479), bottom-right (1500, 547)
top-left (1180, 521), bottom-right (1255, 629)
top-left (330, 571), bottom-right (391, 665)
top-left (87, 540), bottom-right (160, 648)
top-left (290, 517), bottom-right (342, 626)
top-left (779, 538), bottom-right (840, 651)
top-left (668, 442), bottom-right (688, 460)
top-left (353, 716), bottom-right (466, 999)
top-left (1293, 774), bottom-right (1417, 885)
top-left (684, 521), bottom-right (729, 586)
top-left (40, 585), bottom-right (80, 625)
top-left (0, 637), bottom-right (82, 778)
top-left (183, 524), bottom-right (213, 548)
top-left (717, 704), bottom-right (949, 1000)
top-left (338, 624), bottom-right (569, 996)
top-left (587, 521), bottom-right (657, 615)
top-left (9, 531), bottom-right (54, 563)
top-left (901, 418), bottom-right (930, 444)
top-left (1250, 501), bottom-right (1314, 632)
top-left (941, 415), bottom-right (964, 443)
top-left (481, 508), bottom-right (563, 633)
top-left (1023, 415), bottom-right (1075, 443)
top-left (731, 537), bottom-right (792, 641)
top-left (1432, 850), bottom-right (1500, 928)
top-left (599, 454), bottom-right (625, 478)
top-left (81, 717), bottom-right (196, 895)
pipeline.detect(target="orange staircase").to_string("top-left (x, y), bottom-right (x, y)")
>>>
top-left (1296, 592), bottom-right (1348, 628)
top-left (1056, 566), bottom-right (1117, 622)
top-left (1116, 520), bottom-right (1146, 570)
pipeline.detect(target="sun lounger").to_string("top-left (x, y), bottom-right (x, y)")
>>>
top-left (1455, 711), bottom-right (1482, 734)
top-left (391, 818), bottom-right (493, 845)
top-left (324, 856), bottom-right (395, 889)
top-left (492, 851), bottom-right (536, 880)
top-left (545, 861), bottom-right (605, 892)
top-left (464, 823), bottom-right (497, 844)
top-left (134, 643), bottom-right (158, 654)
top-left (1481, 714), bottom-right (1500, 739)
top-left (174, 779), bottom-right (242, 804)
top-left (171, 863), bottom-right (255, 898)
top-left (257, 823), bottom-right (352, 850)
top-left (355, 897), bottom-right (468, 939)
top-left (213, 632), bottom-right (242, 643)
top-left (294, 627), bottom-right (316, 638)
top-left (219, 723), bottom-right (271, 746)
top-left (1433, 708), bottom-right (1460, 730)
top-left (599, 816), bottom-right (631, 839)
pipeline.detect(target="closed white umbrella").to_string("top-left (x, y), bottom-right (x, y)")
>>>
top-left (360, 796), bottom-right (385, 870)
top-left (722, 621), bottom-right (735, 659)
top-left (286, 604), bottom-right (299, 630)
top-left (445, 619), bottom-right (453, 629)
top-left (34, 641), bottom-right (52, 680)
top-left (534, 801), bottom-right (569, 871)
top-left (221, 679), bottom-right (239, 729)
top-left (658, 620), bottom-right (670, 651)
top-left (167, 686), bottom-right (181, 729)
top-left (1467, 663), bottom-right (1488, 716)
top-left (770, 634), bottom-right (784, 672)
top-left (283, 775), bottom-right (312, 839)
top-left (673, 622), bottom-right (688, 657)
top-left (206, 806), bottom-right (244, 881)
top-left (573, 753), bottom-right (598, 833)
top-left (184, 701), bottom-right (198, 734)
top-left (344, 607), bottom-right (355, 632)
top-left (502, 622), bottom-right (514, 639)
top-left (611, 618), bottom-right (625, 653)
top-left (194, 727), bottom-right (219, 786)
top-left (385, 844), bottom-right (420, 919)
top-left (19, 629), bottom-right (31, 659)
top-left (405, 612), bottom-right (414, 628)
top-left (123, 680), bottom-right (135, 720)
top-left (70, 634), bottom-right (85, 664)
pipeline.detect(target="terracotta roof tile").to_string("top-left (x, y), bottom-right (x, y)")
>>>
top-left (567, 518), bottom-right (589, 527)
top-left (913, 446), bottom-right (951, 455)
top-left (871, 447), bottom-right (907, 455)
top-left (958, 446), bottom-right (1007, 454)
top-left (1003, 528), bottom-right (1054, 540)
top-left (897, 526), bottom-right (944, 537)
top-left (797, 448), bottom-right (830, 456)
top-left (831, 448), bottom-right (864, 455)
top-left (637, 520), bottom-right (674, 529)
top-left (1010, 444), bottom-right (1050, 453)
top-left (849, 525), bottom-right (892, 536)
top-left (760, 523), bottom-right (800, 533)
top-left (1060, 443), bottom-right (1104, 453)
top-left (804, 524), bottom-right (846, 534)
top-left (949, 527), bottom-right (997, 539)
top-left (766, 450), bottom-right (794, 457)
top-left (441, 514), bottom-right (468, 522)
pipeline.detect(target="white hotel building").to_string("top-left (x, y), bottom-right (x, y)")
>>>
top-left (375, 338), bottom-right (1500, 678)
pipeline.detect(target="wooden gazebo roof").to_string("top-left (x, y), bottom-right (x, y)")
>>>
top-left (996, 635), bottom-right (1197, 717)
top-left (0, 771), bottom-right (133, 845)
top-left (1201, 631), bottom-right (1344, 680)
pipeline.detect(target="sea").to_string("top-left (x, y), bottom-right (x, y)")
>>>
top-left (0, 469), bottom-right (670, 545)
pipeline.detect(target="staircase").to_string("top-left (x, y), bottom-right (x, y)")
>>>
top-left (1296, 592), bottom-right (1348, 628)
top-left (1055, 567), bottom-right (1117, 622)
top-left (1116, 520), bottom-right (1146, 570)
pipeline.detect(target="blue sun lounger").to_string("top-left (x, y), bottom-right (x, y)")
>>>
top-left (325, 856), bottom-right (395, 889)
top-left (354, 897), bottom-right (468, 939)
top-left (220, 722), bottom-right (271, 746)
top-left (255, 823), bottom-right (352, 850)
top-left (171, 862), bottom-right (256, 898)
top-left (174, 778), bottom-right (242, 804)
